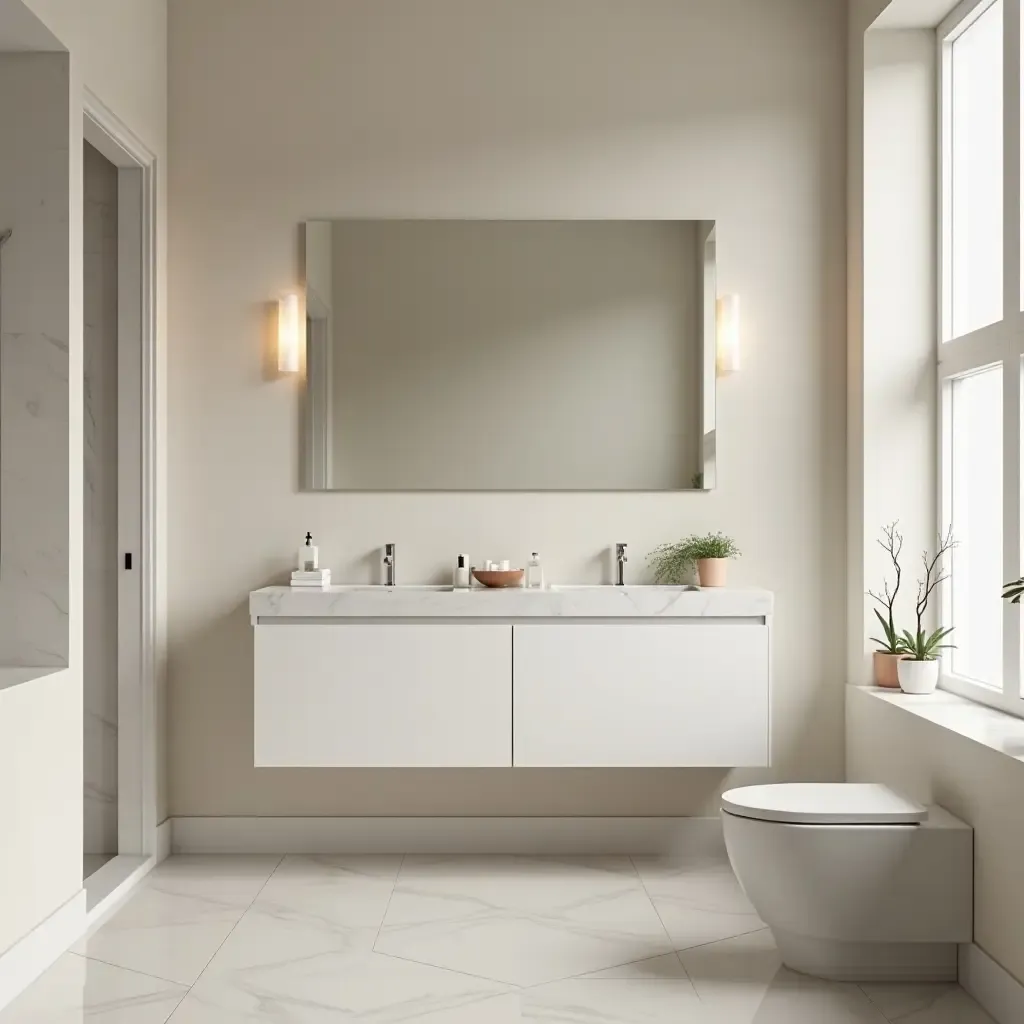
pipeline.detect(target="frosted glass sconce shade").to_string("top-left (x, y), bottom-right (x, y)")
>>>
top-left (278, 291), bottom-right (301, 374)
top-left (716, 294), bottom-right (741, 376)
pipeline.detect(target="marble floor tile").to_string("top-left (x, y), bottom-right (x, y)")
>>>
top-left (632, 855), bottom-right (765, 950)
top-left (0, 952), bottom-right (186, 1023)
top-left (580, 952), bottom-right (691, 980)
top-left (860, 982), bottom-right (996, 1022)
top-left (6, 855), bottom-right (995, 1024)
top-left (193, 855), bottom-right (404, 974)
top-left (522, 976), bottom-right (705, 1023)
top-left (375, 856), bottom-right (674, 986)
top-left (166, 949), bottom-right (519, 1023)
top-left (141, 856), bottom-right (282, 900)
top-left (72, 860), bottom-right (278, 986)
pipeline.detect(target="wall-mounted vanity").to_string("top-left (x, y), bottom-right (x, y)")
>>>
top-left (250, 586), bottom-right (772, 769)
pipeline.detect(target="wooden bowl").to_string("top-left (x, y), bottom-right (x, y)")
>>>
top-left (472, 568), bottom-right (525, 589)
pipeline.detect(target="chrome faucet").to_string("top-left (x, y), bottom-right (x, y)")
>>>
top-left (383, 543), bottom-right (397, 586)
top-left (615, 543), bottom-right (628, 586)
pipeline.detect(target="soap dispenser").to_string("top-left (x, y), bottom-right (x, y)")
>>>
top-left (526, 552), bottom-right (544, 589)
top-left (298, 532), bottom-right (319, 572)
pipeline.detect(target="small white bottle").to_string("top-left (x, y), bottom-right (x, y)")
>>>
top-left (526, 552), bottom-right (544, 589)
top-left (298, 532), bottom-right (319, 572)
top-left (454, 554), bottom-right (471, 590)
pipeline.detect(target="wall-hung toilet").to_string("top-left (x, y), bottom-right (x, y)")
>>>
top-left (721, 783), bottom-right (973, 982)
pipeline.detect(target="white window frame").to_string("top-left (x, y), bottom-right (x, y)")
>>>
top-left (938, 0), bottom-right (1024, 718)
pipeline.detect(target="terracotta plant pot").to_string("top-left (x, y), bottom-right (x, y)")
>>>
top-left (697, 558), bottom-right (729, 588)
top-left (872, 651), bottom-right (906, 689)
top-left (897, 658), bottom-right (940, 695)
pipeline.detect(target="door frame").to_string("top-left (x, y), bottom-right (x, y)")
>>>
top-left (83, 88), bottom-right (158, 865)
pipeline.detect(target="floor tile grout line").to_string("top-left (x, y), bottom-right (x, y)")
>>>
top-left (627, 854), bottom-right (696, 989)
top-left (371, 852), bottom-right (406, 953)
top-left (671, 924), bottom-right (771, 956)
top-left (372, 947), bottom-right (518, 989)
top-left (176, 854), bottom-right (286, 998)
top-left (67, 949), bottom-right (188, 991)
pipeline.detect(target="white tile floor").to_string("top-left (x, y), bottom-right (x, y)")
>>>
top-left (0, 853), bottom-right (996, 1022)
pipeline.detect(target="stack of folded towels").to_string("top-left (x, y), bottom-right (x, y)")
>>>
top-left (290, 568), bottom-right (331, 589)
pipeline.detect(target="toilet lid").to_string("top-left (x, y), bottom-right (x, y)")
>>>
top-left (721, 783), bottom-right (928, 825)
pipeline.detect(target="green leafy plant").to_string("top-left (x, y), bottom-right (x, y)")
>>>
top-left (648, 532), bottom-right (741, 584)
top-left (868, 522), bottom-right (908, 655)
top-left (1002, 577), bottom-right (1024, 603)
top-left (900, 527), bottom-right (956, 661)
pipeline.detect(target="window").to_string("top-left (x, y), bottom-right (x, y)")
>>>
top-left (939, 0), bottom-right (1023, 716)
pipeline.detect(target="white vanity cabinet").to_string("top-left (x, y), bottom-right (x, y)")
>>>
top-left (254, 623), bottom-right (512, 767)
top-left (250, 586), bottom-right (773, 769)
top-left (511, 623), bottom-right (769, 767)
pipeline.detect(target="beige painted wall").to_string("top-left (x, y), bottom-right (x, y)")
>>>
top-left (22, 0), bottom-right (170, 824)
top-left (847, 688), bottom-right (1024, 985)
top-left (167, 0), bottom-right (846, 816)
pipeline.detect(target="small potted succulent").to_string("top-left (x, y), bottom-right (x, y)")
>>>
top-left (897, 528), bottom-right (956, 695)
top-left (649, 531), bottom-right (741, 588)
top-left (868, 522), bottom-right (908, 688)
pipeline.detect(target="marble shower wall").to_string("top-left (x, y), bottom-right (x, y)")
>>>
top-left (83, 142), bottom-right (119, 855)
top-left (0, 53), bottom-right (70, 668)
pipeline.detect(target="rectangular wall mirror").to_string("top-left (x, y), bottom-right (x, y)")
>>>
top-left (302, 219), bottom-right (718, 491)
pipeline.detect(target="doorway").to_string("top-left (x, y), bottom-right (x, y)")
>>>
top-left (82, 92), bottom-right (158, 909)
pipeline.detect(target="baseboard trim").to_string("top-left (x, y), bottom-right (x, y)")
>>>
top-left (171, 815), bottom-right (723, 856)
top-left (959, 943), bottom-right (1024, 1024)
top-left (0, 890), bottom-right (86, 1012)
top-left (155, 819), bottom-right (171, 863)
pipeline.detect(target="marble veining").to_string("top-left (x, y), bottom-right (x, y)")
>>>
top-left (250, 584), bottom-right (773, 621)
top-left (1, 852), bottom-right (995, 1023)
top-left (0, 54), bottom-right (71, 669)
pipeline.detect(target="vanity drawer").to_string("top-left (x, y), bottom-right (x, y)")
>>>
top-left (512, 623), bottom-right (769, 767)
top-left (254, 623), bottom-right (512, 767)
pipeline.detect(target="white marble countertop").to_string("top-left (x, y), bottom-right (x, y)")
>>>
top-left (250, 585), bottom-right (773, 621)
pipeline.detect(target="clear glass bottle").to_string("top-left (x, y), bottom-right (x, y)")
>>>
top-left (526, 552), bottom-right (544, 589)
top-left (298, 532), bottom-right (319, 572)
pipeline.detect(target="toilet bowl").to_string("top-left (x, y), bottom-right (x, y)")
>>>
top-left (721, 783), bottom-right (973, 982)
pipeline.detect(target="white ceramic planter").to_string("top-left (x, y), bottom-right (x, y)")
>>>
top-left (897, 658), bottom-right (939, 695)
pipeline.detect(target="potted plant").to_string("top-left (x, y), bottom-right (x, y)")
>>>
top-left (897, 527), bottom-right (955, 695)
top-left (868, 522), bottom-right (908, 688)
top-left (649, 532), bottom-right (741, 588)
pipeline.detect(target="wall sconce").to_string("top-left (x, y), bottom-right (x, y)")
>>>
top-left (716, 294), bottom-right (741, 376)
top-left (278, 290), bottom-right (301, 374)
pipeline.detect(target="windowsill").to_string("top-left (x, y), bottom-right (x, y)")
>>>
top-left (0, 665), bottom-right (66, 695)
top-left (855, 685), bottom-right (1024, 762)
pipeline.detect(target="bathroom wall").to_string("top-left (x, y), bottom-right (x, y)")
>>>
top-left (21, 0), bottom-right (170, 826)
top-left (0, 48), bottom-right (79, 959)
top-left (83, 140), bottom-right (119, 858)
top-left (0, 52), bottom-right (71, 670)
top-left (21, 0), bottom-right (170, 830)
top-left (0, 0), bottom-right (166, 964)
top-left (167, 0), bottom-right (847, 816)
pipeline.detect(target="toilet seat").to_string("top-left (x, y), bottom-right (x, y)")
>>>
top-left (722, 783), bottom-right (928, 825)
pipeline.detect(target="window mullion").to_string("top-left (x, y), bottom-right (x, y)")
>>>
top-left (1003, 0), bottom-right (1022, 708)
